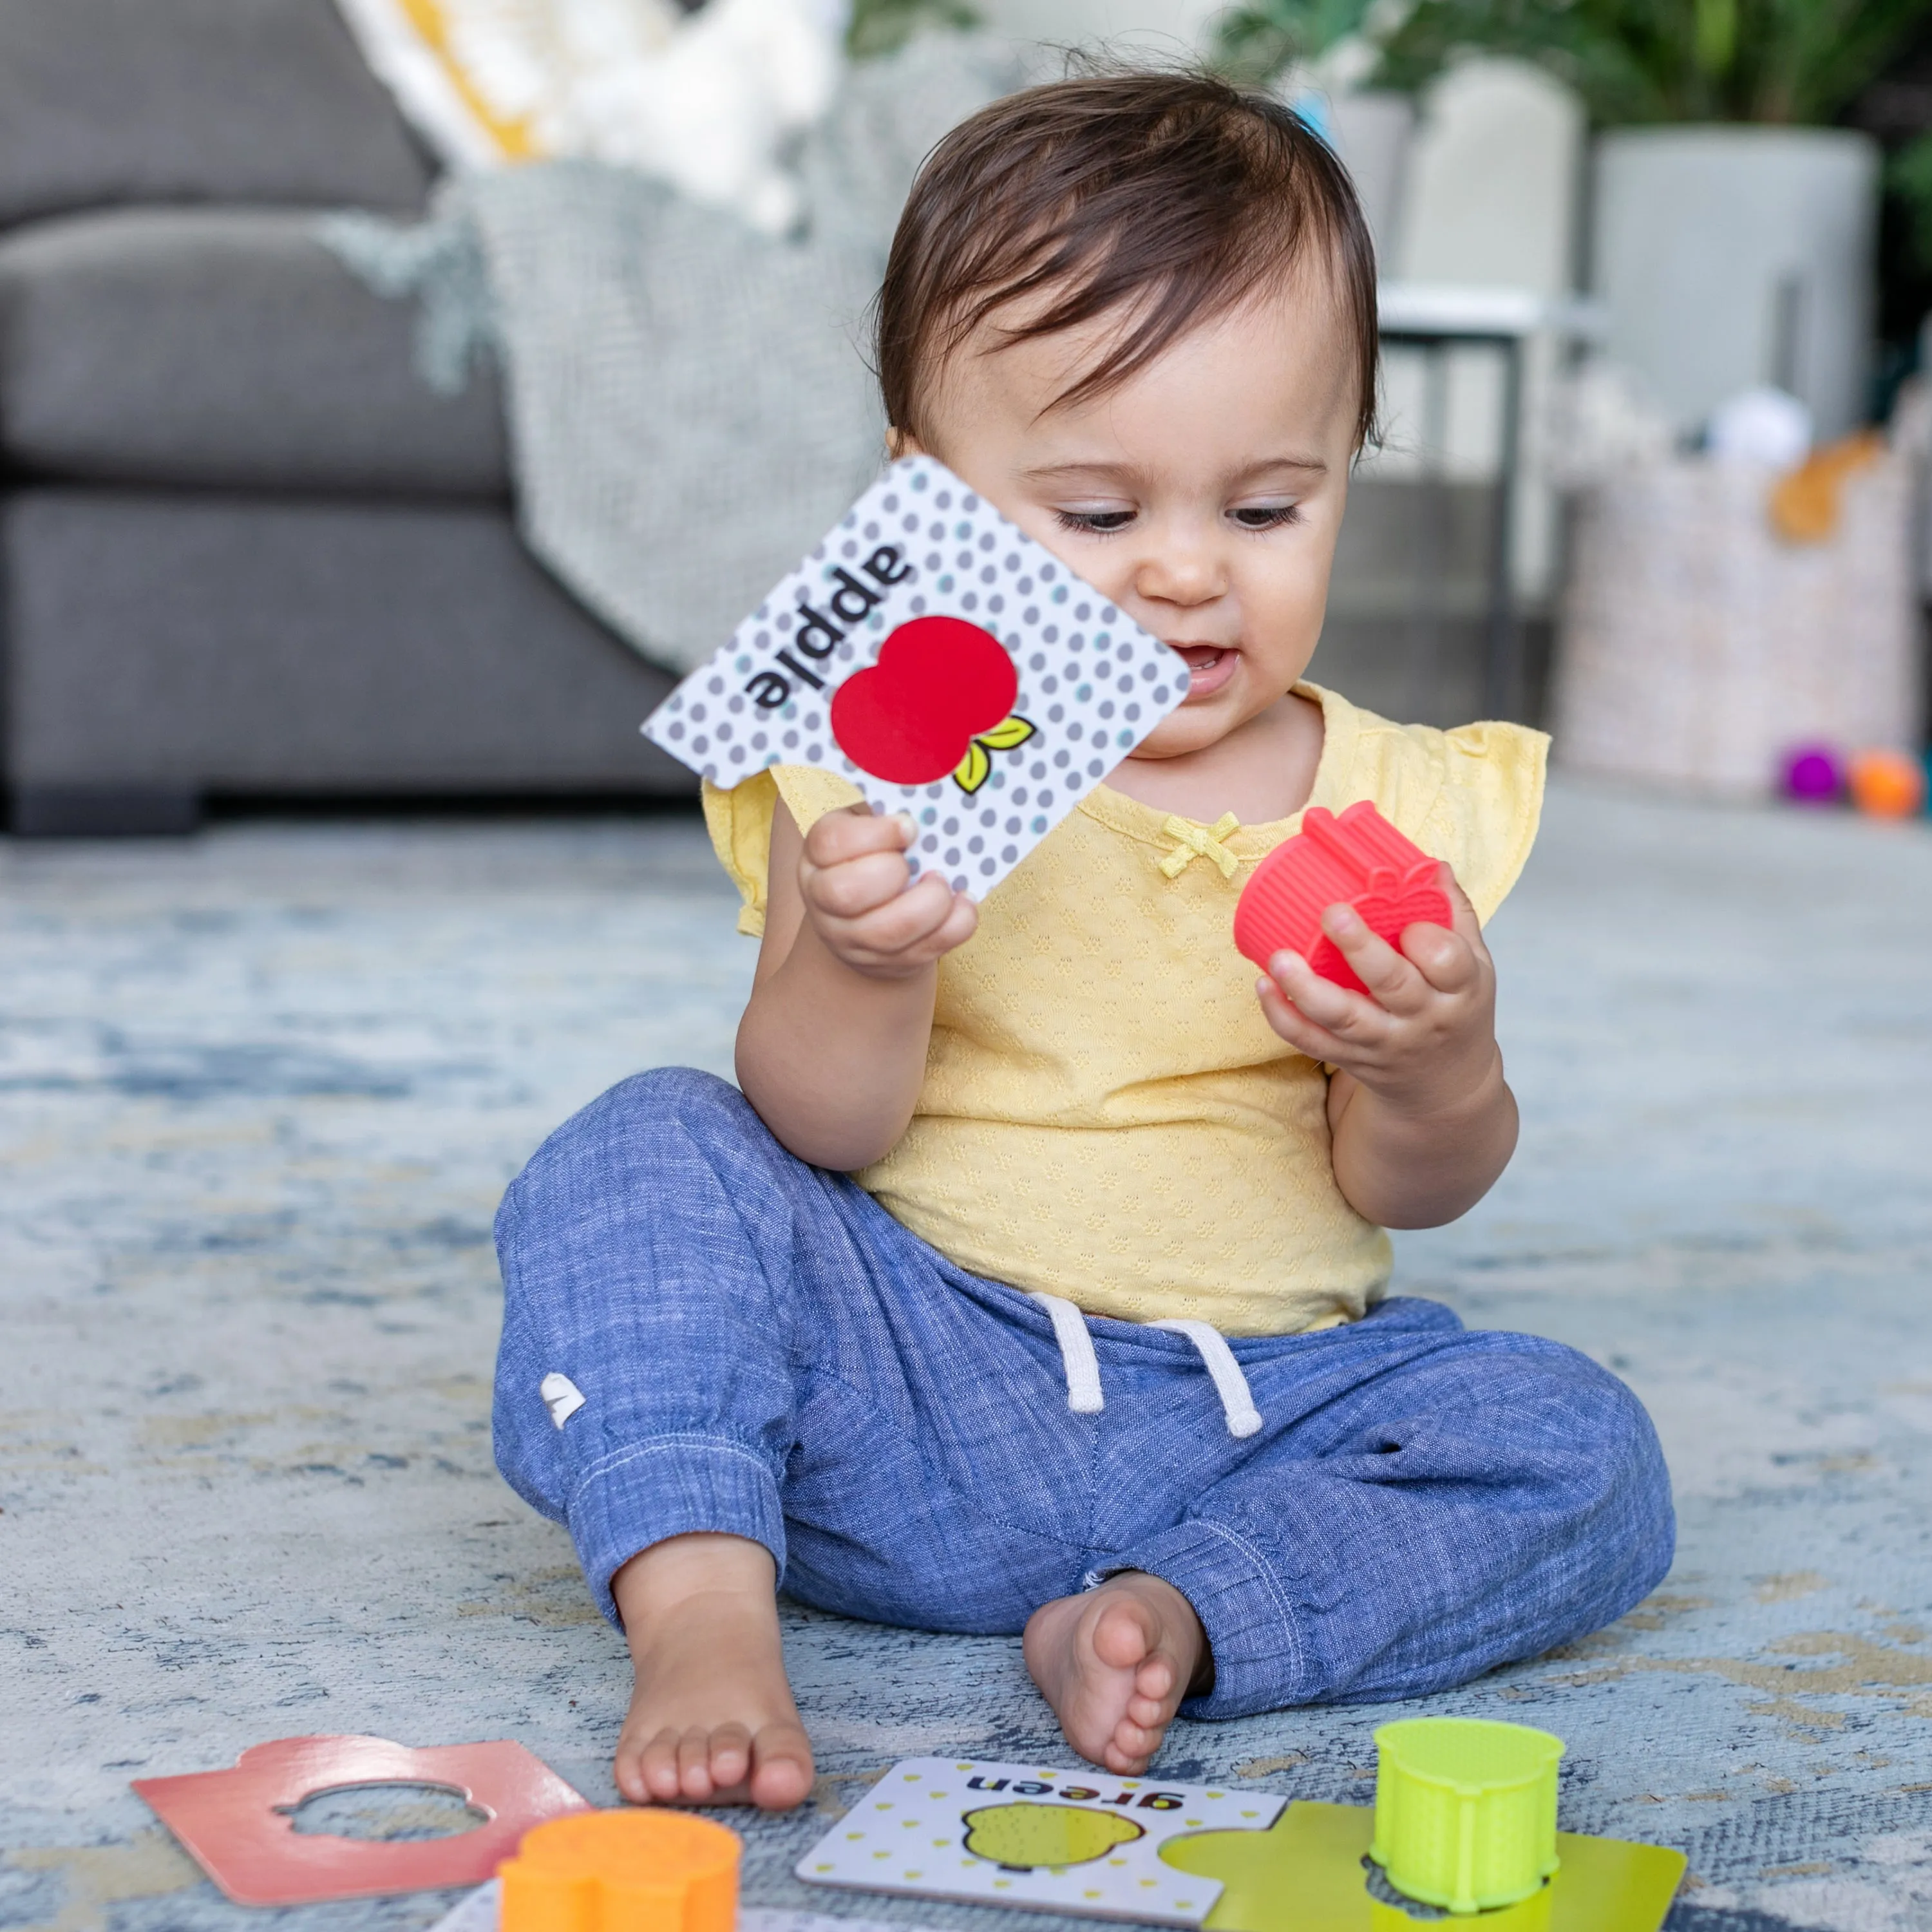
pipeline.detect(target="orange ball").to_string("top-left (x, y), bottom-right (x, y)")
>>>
top-left (1846, 748), bottom-right (1927, 819)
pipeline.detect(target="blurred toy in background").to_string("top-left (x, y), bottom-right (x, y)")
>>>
top-left (1781, 742), bottom-right (1845, 806)
top-left (1780, 741), bottom-right (1929, 817)
top-left (1846, 746), bottom-right (1929, 818)
top-left (1706, 385), bottom-right (1813, 471)
top-left (1770, 430), bottom-right (1888, 544)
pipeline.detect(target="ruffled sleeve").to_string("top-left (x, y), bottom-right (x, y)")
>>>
top-left (701, 765), bottom-right (866, 936)
top-left (1334, 697), bottom-right (1549, 926)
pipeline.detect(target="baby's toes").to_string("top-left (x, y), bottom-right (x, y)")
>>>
top-left (636, 1726), bottom-right (686, 1802)
top-left (1133, 1654), bottom-right (1177, 1705)
top-left (613, 1734), bottom-right (649, 1804)
top-left (673, 1725), bottom-right (724, 1799)
top-left (1090, 1596), bottom-right (1159, 1671)
top-left (706, 1721), bottom-right (753, 1793)
top-left (747, 1722), bottom-right (815, 1811)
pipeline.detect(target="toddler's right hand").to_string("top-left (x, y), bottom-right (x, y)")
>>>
top-left (799, 808), bottom-right (978, 980)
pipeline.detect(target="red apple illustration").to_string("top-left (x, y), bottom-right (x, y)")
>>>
top-left (830, 616), bottom-right (1019, 785)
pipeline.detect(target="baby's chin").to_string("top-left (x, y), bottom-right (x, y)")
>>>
top-left (1123, 707), bottom-right (1240, 764)
top-left (1131, 676), bottom-right (1285, 761)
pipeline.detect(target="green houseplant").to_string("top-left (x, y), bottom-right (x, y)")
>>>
top-left (1213, 0), bottom-right (1932, 128)
top-left (1215, 0), bottom-right (1927, 437)
top-left (846, 0), bottom-right (981, 59)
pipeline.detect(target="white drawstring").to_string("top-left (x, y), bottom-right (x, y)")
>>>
top-left (1030, 1296), bottom-right (1262, 1439)
top-left (1149, 1319), bottom-right (1264, 1437)
top-left (1029, 1292), bottom-right (1105, 1414)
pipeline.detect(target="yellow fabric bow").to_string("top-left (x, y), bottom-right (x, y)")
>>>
top-left (1159, 812), bottom-right (1241, 881)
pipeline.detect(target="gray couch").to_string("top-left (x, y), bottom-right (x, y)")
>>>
top-left (0, 0), bottom-right (690, 833)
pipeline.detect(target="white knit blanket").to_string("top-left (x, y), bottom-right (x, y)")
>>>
top-left (321, 35), bottom-right (1027, 673)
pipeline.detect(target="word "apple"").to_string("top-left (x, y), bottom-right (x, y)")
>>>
top-left (744, 544), bottom-right (914, 710)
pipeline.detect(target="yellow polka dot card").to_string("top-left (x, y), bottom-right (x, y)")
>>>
top-left (794, 1757), bottom-right (1286, 1926)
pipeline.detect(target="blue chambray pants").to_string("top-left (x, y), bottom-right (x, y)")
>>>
top-left (492, 1068), bottom-right (1674, 1719)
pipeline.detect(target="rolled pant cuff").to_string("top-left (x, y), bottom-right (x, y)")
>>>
top-left (567, 1432), bottom-right (786, 1627)
top-left (1095, 1519), bottom-right (1308, 1719)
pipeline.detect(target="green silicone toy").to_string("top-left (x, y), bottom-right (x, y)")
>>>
top-left (1368, 1718), bottom-right (1564, 1914)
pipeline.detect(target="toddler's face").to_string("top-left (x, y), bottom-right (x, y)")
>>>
top-left (895, 269), bottom-right (1361, 764)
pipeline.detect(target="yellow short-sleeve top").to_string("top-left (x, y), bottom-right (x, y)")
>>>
top-left (704, 683), bottom-right (1548, 1337)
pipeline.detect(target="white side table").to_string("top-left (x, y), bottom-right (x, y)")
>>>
top-left (1376, 283), bottom-right (1608, 716)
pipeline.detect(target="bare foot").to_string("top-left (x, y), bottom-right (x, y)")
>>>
top-left (1023, 1572), bottom-right (1209, 1775)
top-left (610, 1532), bottom-right (815, 1810)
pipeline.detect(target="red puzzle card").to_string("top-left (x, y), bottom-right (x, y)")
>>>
top-left (133, 1734), bottom-right (589, 1906)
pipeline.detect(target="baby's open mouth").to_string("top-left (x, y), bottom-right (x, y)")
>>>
top-left (1170, 643), bottom-right (1237, 696)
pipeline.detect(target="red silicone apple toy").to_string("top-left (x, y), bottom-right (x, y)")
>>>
top-left (1233, 801), bottom-right (1451, 995)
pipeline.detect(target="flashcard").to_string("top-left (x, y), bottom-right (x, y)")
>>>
top-left (641, 457), bottom-right (1188, 898)
top-left (795, 1757), bottom-right (1286, 1926)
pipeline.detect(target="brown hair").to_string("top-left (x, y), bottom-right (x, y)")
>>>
top-left (875, 71), bottom-right (1380, 452)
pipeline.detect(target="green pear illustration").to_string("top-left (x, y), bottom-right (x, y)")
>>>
top-left (963, 1803), bottom-right (1144, 1871)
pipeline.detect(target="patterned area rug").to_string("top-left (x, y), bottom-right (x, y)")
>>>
top-left (2, 782), bottom-right (1929, 1932)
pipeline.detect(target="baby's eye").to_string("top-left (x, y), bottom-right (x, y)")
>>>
top-left (1231, 504), bottom-right (1301, 531)
top-left (1054, 507), bottom-right (1137, 535)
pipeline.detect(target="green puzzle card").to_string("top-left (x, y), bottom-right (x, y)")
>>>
top-left (1162, 1799), bottom-right (1685, 1931)
top-left (797, 1759), bottom-right (1685, 1931)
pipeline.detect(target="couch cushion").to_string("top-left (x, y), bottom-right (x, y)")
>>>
top-left (0, 0), bottom-right (434, 229)
top-left (0, 207), bottom-right (508, 496)
top-left (4, 488), bottom-right (687, 795)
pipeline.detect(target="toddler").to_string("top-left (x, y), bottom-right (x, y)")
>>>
top-left (493, 71), bottom-right (1674, 1812)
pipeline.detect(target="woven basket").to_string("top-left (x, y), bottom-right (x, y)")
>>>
top-left (1551, 453), bottom-right (1921, 798)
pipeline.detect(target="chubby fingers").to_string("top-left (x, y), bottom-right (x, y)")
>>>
top-left (1255, 967), bottom-right (1353, 1062)
top-left (802, 802), bottom-right (912, 867)
top-left (1312, 902), bottom-right (1435, 1015)
top-left (1397, 866), bottom-right (1489, 996)
top-left (1257, 944), bottom-right (1384, 1055)
top-left (799, 811), bottom-right (978, 970)
top-left (819, 870), bottom-right (979, 970)
top-left (799, 809), bottom-right (917, 918)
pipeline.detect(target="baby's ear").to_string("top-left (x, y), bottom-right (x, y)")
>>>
top-left (885, 427), bottom-right (925, 461)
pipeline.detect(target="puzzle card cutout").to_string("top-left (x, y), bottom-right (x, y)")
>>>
top-left (642, 457), bottom-right (1188, 899)
top-left (795, 1757), bottom-right (1286, 1926)
top-left (131, 1734), bottom-right (589, 1907)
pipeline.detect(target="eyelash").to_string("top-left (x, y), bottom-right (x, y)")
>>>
top-left (1052, 506), bottom-right (1302, 536)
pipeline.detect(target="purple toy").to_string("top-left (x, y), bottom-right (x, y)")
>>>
top-left (1781, 743), bottom-right (1844, 806)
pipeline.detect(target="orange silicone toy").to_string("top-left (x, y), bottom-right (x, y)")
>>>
top-left (499, 1810), bottom-right (741, 1932)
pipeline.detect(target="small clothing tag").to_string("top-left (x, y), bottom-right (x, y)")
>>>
top-left (539, 1372), bottom-right (585, 1429)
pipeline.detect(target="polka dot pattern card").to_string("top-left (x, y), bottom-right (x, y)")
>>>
top-left (641, 457), bottom-right (1188, 898)
top-left (794, 1756), bottom-right (1286, 1926)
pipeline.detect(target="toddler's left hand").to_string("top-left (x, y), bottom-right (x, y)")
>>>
top-left (1255, 863), bottom-right (1500, 1117)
